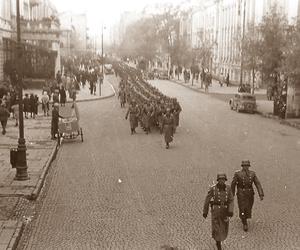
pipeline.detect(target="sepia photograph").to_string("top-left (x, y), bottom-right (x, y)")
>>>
top-left (0, 0), bottom-right (300, 249)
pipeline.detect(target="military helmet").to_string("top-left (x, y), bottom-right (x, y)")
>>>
top-left (241, 160), bottom-right (251, 167)
top-left (217, 173), bottom-right (227, 181)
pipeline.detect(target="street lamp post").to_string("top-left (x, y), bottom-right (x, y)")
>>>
top-left (240, 0), bottom-right (246, 86)
top-left (99, 24), bottom-right (104, 96)
top-left (14, 0), bottom-right (29, 180)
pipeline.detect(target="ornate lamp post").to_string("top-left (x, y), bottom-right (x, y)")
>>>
top-left (14, 0), bottom-right (29, 180)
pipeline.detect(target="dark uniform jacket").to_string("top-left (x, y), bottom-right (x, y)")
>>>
top-left (203, 184), bottom-right (234, 241)
top-left (231, 169), bottom-right (264, 219)
top-left (231, 170), bottom-right (264, 197)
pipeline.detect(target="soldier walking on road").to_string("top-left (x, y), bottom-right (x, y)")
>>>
top-left (231, 160), bottom-right (264, 232)
top-left (203, 173), bottom-right (234, 250)
top-left (162, 108), bottom-right (175, 149)
top-left (125, 100), bottom-right (139, 134)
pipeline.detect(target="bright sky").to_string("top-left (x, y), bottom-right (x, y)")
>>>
top-left (51, 0), bottom-right (187, 35)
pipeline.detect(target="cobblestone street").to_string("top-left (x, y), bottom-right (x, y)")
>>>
top-left (14, 76), bottom-right (300, 250)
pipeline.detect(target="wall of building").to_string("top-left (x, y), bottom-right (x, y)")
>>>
top-left (59, 12), bottom-right (87, 52)
top-left (0, 0), bottom-right (12, 81)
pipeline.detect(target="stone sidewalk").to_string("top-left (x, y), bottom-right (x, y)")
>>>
top-left (170, 77), bottom-right (300, 130)
top-left (0, 79), bottom-right (115, 250)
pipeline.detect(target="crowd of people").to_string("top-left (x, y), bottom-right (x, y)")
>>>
top-left (0, 86), bottom-right (40, 135)
top-left (114, 62), bottom-right (182, 149)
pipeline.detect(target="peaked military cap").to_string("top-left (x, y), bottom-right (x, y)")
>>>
top-left (241, 160), bottom-right (251, 167)
top-left (217, 173), bottom-right (227, 181)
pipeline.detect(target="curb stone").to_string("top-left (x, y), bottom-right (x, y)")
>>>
top-left (27, 142), bottom-right (59, 201)
top-left (257, 112), bottom-right (300, 130)
top-left (5, 221), bottom-right (24, 250)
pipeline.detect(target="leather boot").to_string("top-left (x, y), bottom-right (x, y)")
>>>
top-left (216, 241), bottom-right (222, 250)
top-left (242, 219), bottom-right (248, 232)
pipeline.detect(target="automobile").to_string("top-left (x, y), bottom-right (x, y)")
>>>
top-left (158, 70), bottom-right (169, 80)
top-left (229, 93), bottom-right (257, 113)
top-left (104, 64), bottom-right (114, 74)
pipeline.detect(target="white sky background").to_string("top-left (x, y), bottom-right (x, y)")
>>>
top-left (51, 0), bottom-right (188, 36)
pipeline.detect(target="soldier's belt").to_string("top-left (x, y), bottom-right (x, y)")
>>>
top-left (211, 202), bottom-right (228, 206)
top-left (237, 185), bottom-right (253, 189)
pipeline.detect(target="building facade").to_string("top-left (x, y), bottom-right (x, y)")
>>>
top-left (0, 0), bottom-right (12, 81)
top-left (59, 12), bottom-right (87, 53)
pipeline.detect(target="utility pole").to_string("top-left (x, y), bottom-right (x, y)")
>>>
top-left (240, 0), bottom-right (246, 86)
top-left (14, 0), bottom-right (29, 180)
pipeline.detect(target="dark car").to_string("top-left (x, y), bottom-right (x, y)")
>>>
top-left (158, 70), bottom-right (169, 80)
top-left (104, 64), bottom-right (114, 75)
top-left (229, 93), bottom-right (257, 113)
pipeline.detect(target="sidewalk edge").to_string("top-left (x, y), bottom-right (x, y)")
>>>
top-left (8, 221), bottom-right (25, 250)
top-left (27, 142), bottom-right (59, 201)
top-left (257, 111), bottom-right (300, 130)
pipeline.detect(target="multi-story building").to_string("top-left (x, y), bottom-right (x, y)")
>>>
top-left (1, 0), bottom-right (61, 80)
top-left (179, 12), bottom-right (193, 48)
top-left (189, 0), bottom-right (300, 84)
top-left (0, 0), bottom-right (12, 81)
top-left (59, 12), bottom-right (87, 53)
top-left (191, 1), bottom-right (217, 72)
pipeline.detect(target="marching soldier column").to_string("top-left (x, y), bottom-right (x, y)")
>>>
top-left (114, 62), bottom-right (182, 149)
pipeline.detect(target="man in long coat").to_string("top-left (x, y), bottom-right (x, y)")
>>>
top-left (51, 103), bottom-right (63, 139)
top-left (162, 108), bottom-right (174, 149)
top-left (0, 103), bottom-right (10, 135)
top-left (231, 160), bottom-right (264, 231)
top-left (118, 87), bottom-right (126, 108)
top-left (203, 173), bottom-right (234, 250)
top-left (125, 100), bottom-right (139, 134)
top-left (172, 98), bottom-right (182, 133)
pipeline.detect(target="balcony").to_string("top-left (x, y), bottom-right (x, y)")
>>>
top-left (13, 17), bottom-right (61, 42)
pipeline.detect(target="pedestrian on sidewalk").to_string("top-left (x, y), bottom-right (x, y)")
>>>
top-left (225, 73), bottom-right (230, 87)
top-left (59, 86), bottom-right (66, 107)
top-left (231, 160), bottom-right (264, 232)
top-left (11, 101), bottom-right (19, 126)
top-left (23, 93), bottom-right (30, 119)
top-left (0, 103), bottom-right (10, 135)
top-left (71, 86), bottom-right (77, 108)
top-left (51, 103), bottom-right (63, 140)
top-left (203, 173), bottom-right (234, 250)
top-left (41, 92), bottom-right (50, 116)
top-left (29, 93), bottom-right (36, 118)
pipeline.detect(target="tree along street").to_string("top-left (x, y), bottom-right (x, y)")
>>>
top-left (17, 76), bottom-right (300, 250)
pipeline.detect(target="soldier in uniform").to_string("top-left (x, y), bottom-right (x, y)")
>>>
top-left (162, 108), bottom-right (174, 149)
top-left (203, 173), bottom-right (234, 250)
top-left (231, 160), bottom-right (264, 232)
top-left (125, 100), bottom-right (139, 134)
